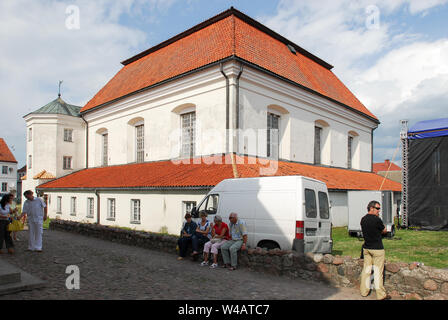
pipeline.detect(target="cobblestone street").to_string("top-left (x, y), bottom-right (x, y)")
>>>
top-left (0, 229), bottom-right (376, 300)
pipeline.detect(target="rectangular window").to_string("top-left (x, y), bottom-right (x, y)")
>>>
top-left (57, 196), bottom-right (62, 214)
top-left (267, 113), bottom-right (280, 159)
top-left (2, 166), bottom-right (7, 175)
top-left (70, 197), bottom-right (76, 216)
top-left (87, 198), bottom-right (94, 218)
top-left (318, 192), bottom-right (330, 219)
top-left (64, 129), bottom-right (73, 142)
top-left (181, 112), bottom-right (196, 158)
top-left (182, 201), bottom-right (197, 216)
top-left (102, 134), bottom-right (108, 166)
top-left (348, 136), bottom-right (353, 169)
top-left (1, 183), bottom-right (7, 192)
top-left (107, 198), bottom-right (116, 220)
top-left (314, 126), bottom-right (322, 165)
top-left (136, 125), bottom-right (145, 163)
top-left (63, 156), bottom-right (72, 170)
top-left (29, 155), bottom-right (32, 169)
top-left (28, 128), bottom-right (32, 142)
top-left (305, 189), bottom-right (317, 218)
top-left (131, 200), bottom-right (141, 223)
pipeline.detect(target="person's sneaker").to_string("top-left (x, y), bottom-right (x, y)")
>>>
top-left (200, 261), bottom-right (209, 266)
top-left (177, 257), bottom-right (184, 260)
top-left (210, 263), bottom-right (219, 269)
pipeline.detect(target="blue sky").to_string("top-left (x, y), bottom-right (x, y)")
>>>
top-left (1, 0), bottom-right (447, 167)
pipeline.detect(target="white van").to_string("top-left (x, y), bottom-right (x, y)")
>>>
top-left (191, 176), bottom-right (332, 254)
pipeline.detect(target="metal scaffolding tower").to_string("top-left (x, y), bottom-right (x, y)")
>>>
top-left (400, 120), bottom-right (409, 228)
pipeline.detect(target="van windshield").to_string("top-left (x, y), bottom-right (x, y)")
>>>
top-left (197, 194), bottom-right (219, 216)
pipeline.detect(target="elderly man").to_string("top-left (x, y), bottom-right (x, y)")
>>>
top-left (21, 190), bottom-right (47, 253)
top-left (221, 212), bottom-right (248, 270)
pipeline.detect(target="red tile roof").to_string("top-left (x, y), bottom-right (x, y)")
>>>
top-left (0, 138), bottom-right (17, 163)
top-left (38, 155), bottom-right (401, 192)
top-left (373, 160), bottom-right (401, 173)
top-left (80, 8), bottom-right (378, 122)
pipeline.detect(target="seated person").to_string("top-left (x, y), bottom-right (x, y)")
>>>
top-left (201, 215), bottom-right (230, 268)
top-left (221, 212), bottom-right (248, 270)
top-left (191, 212), bottom-right (211, 257)
top-left (177, 213), bottom-right (197, 260)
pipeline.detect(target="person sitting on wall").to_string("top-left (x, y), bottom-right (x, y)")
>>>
top-left (177, 213), bottom-right (197, 261)
top-left (201, 215), bottom-right (230, 268)
top-left (191, 211), bottom-right (211, 258)
top-left (220, 212), bottom-right (248, 271)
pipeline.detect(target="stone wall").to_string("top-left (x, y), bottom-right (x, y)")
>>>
top-left (50, 220), bottom-right (448, 300)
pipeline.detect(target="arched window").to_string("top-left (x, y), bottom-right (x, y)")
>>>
top-left (96, 128), bottom-right (108, 166)
top-left (314, 120), bottom-right (330, 165)
top-left (266, 105), bottom-right (289, 159)
top-left (128, 117), bottom-right (145, 163)
top-left (348, 130), bottom-right (359, 169)
top-left (172, 104), bottom-right (196, 158)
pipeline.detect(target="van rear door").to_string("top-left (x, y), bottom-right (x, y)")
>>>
top-left (317, 191), bottom-right (332, 253)
top-left (303, 188), bottom-right (320, 253)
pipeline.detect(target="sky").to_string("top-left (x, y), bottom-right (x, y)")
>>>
top-left (1, 0), bottom-right (447, 168)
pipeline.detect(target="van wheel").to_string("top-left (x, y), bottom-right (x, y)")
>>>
top-left (257, 241), bottom-right (280, 250)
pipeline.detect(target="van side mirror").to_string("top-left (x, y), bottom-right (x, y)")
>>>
top-left (191, 207), bottom-right (199, 218)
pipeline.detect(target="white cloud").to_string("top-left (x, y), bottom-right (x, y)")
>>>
top-left (0, 0), bottom-right (178, 165)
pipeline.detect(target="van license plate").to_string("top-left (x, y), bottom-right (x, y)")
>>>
top-left (306, 228), bottom-right (317, 236)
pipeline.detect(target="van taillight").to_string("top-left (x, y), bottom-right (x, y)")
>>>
top-left (296, 221), bottom-right (304, 239)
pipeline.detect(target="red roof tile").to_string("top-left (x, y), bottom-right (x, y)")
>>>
top-left (373, 160), bottom-right (401, 173)
top-left (0, 138), bottom-right (17, 163)
top-left (38, 155), bottom-right (401, 192)
top-left (80, 8), bottom-right (377, 121)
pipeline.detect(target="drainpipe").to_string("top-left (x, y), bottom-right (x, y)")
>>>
top-left (94, 189), bottom-right (100, 224)
top-left (81, 115), bottom-right (89, 169)
top-left (220, 63), bottom-right (230, 153)
top-left (235, 64), bottom-right (244, 154)
top-left (371, 127), bottom-right (376, 172)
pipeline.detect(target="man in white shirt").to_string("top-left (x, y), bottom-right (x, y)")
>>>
top-left (21, 190), bottom-right (47, 252)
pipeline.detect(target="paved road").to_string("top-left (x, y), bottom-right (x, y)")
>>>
top-left (0, 229), bottom-right (376, 300)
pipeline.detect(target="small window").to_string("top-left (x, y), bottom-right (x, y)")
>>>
top-left (102, 134), bottom-right (108, 166)
top-left (318, 192), bottom-right (330, 219)
top-left (182, 201), bottom-right (196, 216)
top-left (87, 198), bottom-right (94, 218)
top-left (2, 166), bottom-right (7, 174)
top-left (314, 126), bottom-right (322, 165)
top-left (64, 129), bottom-right (73, 142)
top-left (1, 183), bottom-right (7, 192)
top-left (70, 197), bottom-right (77, 216)
top-left (63, 156), bottom-right (73, 170)
top-left (348, 136), bottom-right (353, 169)
top-left (267, 113), bottom-right (280, 159)
top-left (197, 194), bottom-right (219, 216)
top-left (305, 189), bottom-right (317, 218)
top-left (29, 155), bottom-right (32, 169)
top-left (57, 196), bottom-right (62, 213)
top-left (28, 128), bottom-right (32, 142)
top-left (136, 124), bottom-right (145, 163)
top-left (108, 198), bottom-right (116, 220)
top-left (131, 199), bottom-right (141, 223)
top-left (181, 112), bottom-right (196, 158)
top-left (287, 44), bottom-right (297, 54)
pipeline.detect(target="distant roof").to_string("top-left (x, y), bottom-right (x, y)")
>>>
top-left (408, 118), bottom-right (448, 139)
top-left (80, 7), bottom-right (378, 123)
top-left (18, 165), bottom-right (26, 173)
top-left (25, 96), bottom-right (81, 118)
top-left (0, 138), bottom-right (17, 163)
top-left (33, 170), bottom-right (56, 180)
top-left (38, 154), bottom-right (401, 192)
top-left (373, 160), bottom-right (401, 173)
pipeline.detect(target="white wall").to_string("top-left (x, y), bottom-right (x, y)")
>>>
top-left (46, 190), bottom-right (208, 235)
top-left (329, 191), bottom-right (348, 227)
top-left (22, 114), bottom-right (85, 194)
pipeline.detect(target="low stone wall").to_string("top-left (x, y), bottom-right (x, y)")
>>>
top-left (50, 220), bottom-right (448, 300)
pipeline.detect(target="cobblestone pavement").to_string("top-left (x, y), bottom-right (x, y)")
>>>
top-left (0, 229), bottom-right (377, 300)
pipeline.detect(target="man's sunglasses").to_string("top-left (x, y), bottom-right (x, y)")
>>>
top-left (374, 207), bottom-right (381, 210)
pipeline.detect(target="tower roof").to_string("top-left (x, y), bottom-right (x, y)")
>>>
top-left (25, 97), bottom-right (81, 118)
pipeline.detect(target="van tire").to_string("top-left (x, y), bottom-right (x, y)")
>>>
top-left (257, 241), bottom-right (280, 250)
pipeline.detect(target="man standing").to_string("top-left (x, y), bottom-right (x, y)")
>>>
top-left (21, 190), bottom-right (47, 253)
top-left (221, 212), bottom-right (248, 271)
top-left (360, 200), bottom-right (390, 300)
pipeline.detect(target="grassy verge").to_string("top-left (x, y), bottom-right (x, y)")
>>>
top-left (332, 227), bottom-right (448, 268)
